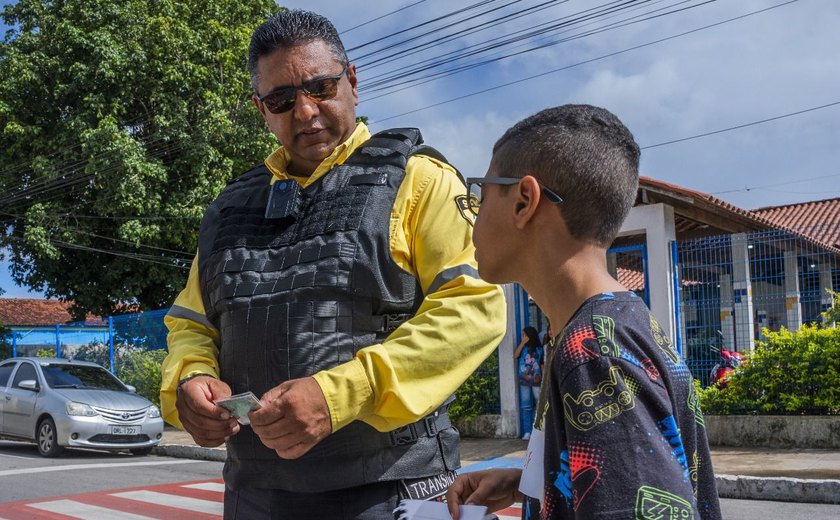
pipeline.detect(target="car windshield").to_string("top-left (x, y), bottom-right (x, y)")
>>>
top-left (41, 364), bottom-right (127, 391)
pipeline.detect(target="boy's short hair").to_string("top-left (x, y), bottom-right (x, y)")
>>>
top-left (492, 104), bottom-right (640, 247)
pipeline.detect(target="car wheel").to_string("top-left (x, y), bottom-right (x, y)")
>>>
top-left (37, 417), bottom-right (64, 457)
top-left (130, 447), bottom-right (154, 456)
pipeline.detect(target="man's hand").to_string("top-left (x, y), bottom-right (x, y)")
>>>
top-left (175, 376), bottom-right (240, 447)
top-left (249, 377), bottom-right (332, 459)
top-left (446, 469), bottom-right (523, 520)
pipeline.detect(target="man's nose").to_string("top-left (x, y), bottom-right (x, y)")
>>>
top-left (293, 90), bottom-right (319, 120)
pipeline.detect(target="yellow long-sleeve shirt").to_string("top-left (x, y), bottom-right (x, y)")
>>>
top-left (160, 123), bottom-right (507, 433)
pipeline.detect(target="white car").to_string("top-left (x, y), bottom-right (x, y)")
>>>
top-left (0, 357), bottom-right (163, 457)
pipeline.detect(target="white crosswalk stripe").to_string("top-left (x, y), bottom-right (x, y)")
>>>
top-left (182, 482), bottom-right (226, 492)
top-left (112, 490), bottom-right (224, 515)
top-left (5, 481), bottom-right (522, 519)
top-left (28, 499), bottom-right (157, 520)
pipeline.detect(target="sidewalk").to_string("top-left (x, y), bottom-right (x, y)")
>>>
top-left (156, 427), bottom-right (840, 504)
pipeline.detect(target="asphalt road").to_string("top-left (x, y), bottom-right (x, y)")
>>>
top-left (0, 440), bottom-right (223, 503)
top-left (2, 440), bottom-right (840, 519)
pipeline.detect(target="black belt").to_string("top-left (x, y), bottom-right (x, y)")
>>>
top-left (361, 399), bottom-right (454, 449)
top-left (388, 411), bottom-right (452, 447)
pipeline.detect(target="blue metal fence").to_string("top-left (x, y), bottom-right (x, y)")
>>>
top-left (1, 309), bottom-right (168, 374)
top-left (675, 229), bottom-right (839, 386)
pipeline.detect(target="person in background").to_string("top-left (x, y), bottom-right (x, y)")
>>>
top-left (446, 104), bottom-right (721, 519)
top-left (539, 322), bottom-right (553, 347)
top-left (513, 326), bottom-right (544, 440)
top-left (159, 9), bottom-right (507, 519)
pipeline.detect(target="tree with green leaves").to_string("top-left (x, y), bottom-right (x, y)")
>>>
top-left (0, 0), bottom-right (280, 319)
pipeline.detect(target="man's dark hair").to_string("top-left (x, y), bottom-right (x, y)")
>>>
top-left (248, 9), bottom-right (348, 92)
top-left (492, 104), bottom-right (640, 247)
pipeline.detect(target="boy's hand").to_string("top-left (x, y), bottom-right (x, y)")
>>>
top-left (446, 469), bottom-right (523, 520)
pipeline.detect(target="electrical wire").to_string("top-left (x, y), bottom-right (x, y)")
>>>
top-left (357, 0), bottom-right (636, 77)
top-left (642, 100), bottom-right (840, 150)
top-left (353, 0), bottom-right (540, 64)
top-left (361, 0), bottom-right (706, 98)
top-left (712, 173), bottom-right (840, 196)
top-left (0, 212), bottom-right (193, 256)
top-left (370, 0), bottom-right (797, 124)
top-left (339, 0), bottom-right (428, 34)
top-left (346, 0), bottom-right (499, 53)
top-left (2, 235), bottom-right (191, 270)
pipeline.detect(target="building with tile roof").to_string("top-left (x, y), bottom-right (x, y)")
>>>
top-left (753, 197), bottom-right (840, 250)
top-left (0, 298), bottom-right (104, 327)
top-left (0, 299), bottom-right (107, 358)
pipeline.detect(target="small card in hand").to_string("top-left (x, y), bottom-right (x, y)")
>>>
top-left (214, 391), bottom-right (262, 425)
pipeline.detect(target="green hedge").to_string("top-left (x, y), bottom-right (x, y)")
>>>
top-left (450, 351), bottom-right (500, 421)
top-left (698, 325), bottom-right (840, 415)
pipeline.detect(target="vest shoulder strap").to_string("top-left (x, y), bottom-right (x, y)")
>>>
top-left (225, 164), bottom-right (271, 187)
top-left (351, 128), bottom-right (465, 185)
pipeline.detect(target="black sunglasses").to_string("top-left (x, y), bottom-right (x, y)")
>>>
top-left (465, 176), bottom-right (563, 215)
top-left (257, 65), bottom-right (348, 114)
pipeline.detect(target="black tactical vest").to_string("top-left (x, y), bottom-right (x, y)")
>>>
top-left (197, 129), bottom-right (460, 492)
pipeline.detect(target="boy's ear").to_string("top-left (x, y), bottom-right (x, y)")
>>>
top-left (513, 175), bottom-right (542, 229)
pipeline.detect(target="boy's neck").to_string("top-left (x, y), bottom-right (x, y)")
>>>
top-left (524, 244), bottom-right (625, 333)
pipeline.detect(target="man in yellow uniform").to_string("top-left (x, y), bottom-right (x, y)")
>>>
top-left (160, 9), bottom-right (506, 519)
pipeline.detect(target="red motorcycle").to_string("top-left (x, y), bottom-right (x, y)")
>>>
top-left (709, 332), bottom-right (744, 388)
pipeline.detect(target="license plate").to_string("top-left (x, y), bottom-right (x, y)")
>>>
top-left (111, 425), bottom-right (141, 435)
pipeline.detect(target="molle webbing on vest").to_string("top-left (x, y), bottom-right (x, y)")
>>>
top-left (198, 128), bottom-right (460, 492)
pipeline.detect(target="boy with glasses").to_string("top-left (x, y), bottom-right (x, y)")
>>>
top-left (447, 105), bottom-right (721, 519)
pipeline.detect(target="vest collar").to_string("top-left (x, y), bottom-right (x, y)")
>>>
top-left (264, 123), bottom-right (372, 188)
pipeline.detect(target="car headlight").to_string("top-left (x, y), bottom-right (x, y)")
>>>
top-left (147, 406), bottom-right (161, 418)
top-left (66, 402), bottom-right (99, 417)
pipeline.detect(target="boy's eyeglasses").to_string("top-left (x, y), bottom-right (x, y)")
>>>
top-left (464, 176), bottom-right (563, 221)
top-left (257, 66), bottom-right (347, 114)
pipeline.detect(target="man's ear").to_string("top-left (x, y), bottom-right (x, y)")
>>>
top-left (253, 95), bottom-right (267, 118)
top-left (346, 63), bottom-right (359, 103)
top-left (513, 175), bottom-right (542, 229)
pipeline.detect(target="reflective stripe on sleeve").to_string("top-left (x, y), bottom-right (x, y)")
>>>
top-left (166, 304), bottom-right (217, 331)
top-left (426, 264), bottom-right (480, 295)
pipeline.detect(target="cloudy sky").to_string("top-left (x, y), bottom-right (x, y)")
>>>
top-left (294, 0), bottom-right (839, 209)
top-left (2, 0), bottom-right (839, 297)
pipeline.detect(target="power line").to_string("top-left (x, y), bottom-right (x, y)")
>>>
top-left (369, 0), bottom-right (798, 124)
top-left (357, 0), bottom-right (570, 84)
top-left (0, 140), bottom-right (186, 212)
top-left (0, 212), bottom-right (193, 256)
top-left (2, 235), bottom-right (191, 270)
top-left (642, 100), bottom-right (840, 150)
top-left (0, 128), bottom-right (182, 207)
top-left (712, 173), bottom-right (840, 196)
top-left (50, 240), bottom-right (191, 269)
top-left (0, 113), bottom-right (159, 178)
top-left (361, 0), bottom-right (708, 99)
top-left (358, 0), bottom-right (650, 77)
top-left (339, 0), bottom-right (428, 34)
top-left (353, 0), bottom-right (541, 64)
top-left (346, 0), bottom-right (498, 53)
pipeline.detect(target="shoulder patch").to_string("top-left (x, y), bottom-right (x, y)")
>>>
top-left (454, 194), bottom-right (477, 225)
